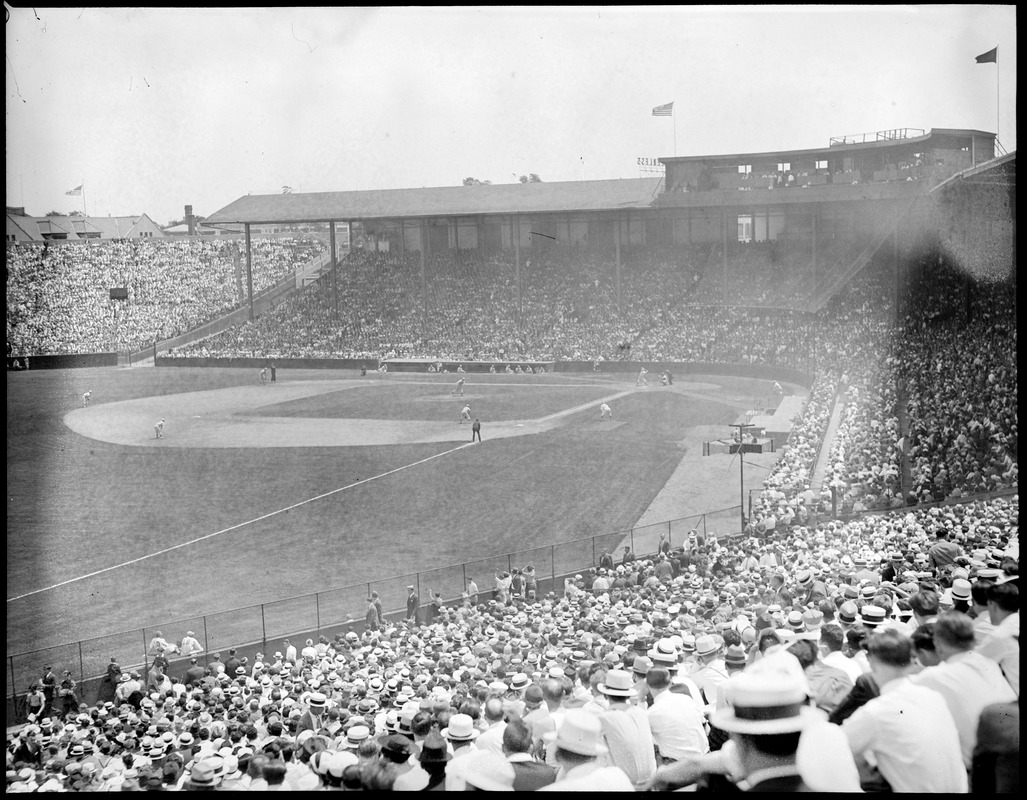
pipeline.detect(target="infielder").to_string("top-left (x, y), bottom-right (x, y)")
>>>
top-left (452, 378), bottom-right (465, 397)
top-left (636, 367), bottom-right (648, 387)
top-left (600, 402), bottom-right (612, 421)
top-left (154, 419), bottom-right (165, 439)
top-left (460, 404), bottom-right (472, 424)
top-left (82, 391), bottom-right (91, 407)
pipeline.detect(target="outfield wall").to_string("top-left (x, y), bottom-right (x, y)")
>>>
top-left (154, 356), bottom-right (813, 387)
top-left (7, 353), bottom-right (117, 371)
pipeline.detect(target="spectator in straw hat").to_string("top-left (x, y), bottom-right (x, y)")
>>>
top-left (446, 749), bottom-right (515, 791)
top-left (538, 709), bottom-right (633, 791)
top-left (596, 669), bottom-right (657, 788)
top-left (841, 628), bottom-right (967, 792)
top-left (296, 691), bottom-right (328, 736)
top-left (654, 650), bottom-right (861, 792)
top-left (688, 634), bottom-right (728, 709)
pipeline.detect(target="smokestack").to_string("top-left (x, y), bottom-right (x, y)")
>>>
top-left (185, 204), bottom-right (195, 235)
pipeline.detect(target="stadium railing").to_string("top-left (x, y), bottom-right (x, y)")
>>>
top-left (8, 485), bottom-right (1016, 726)
top-left (6, 505), bottom-right (743, 725)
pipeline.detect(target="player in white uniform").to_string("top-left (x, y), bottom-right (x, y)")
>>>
top-left (460, 404), bottom-right (472, 424)
top-left (154, 419), bottom-right (165, 439)
top-left (456, 364), bottom-right (466, 374)
top-left (600, 402), bottom-right (612, 421)
top-left (82, 391), bottom-right (91, 407)
top-left (636, 367), bottom-right (648, 387)
top-left (452, 378), bottom-right (465, 397)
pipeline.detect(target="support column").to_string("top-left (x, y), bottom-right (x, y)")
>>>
top-left (614, 216), bottom-right (622, 313)
top-left (811, 209), bottom-right (817, 300)
top-left (330, 222), bottom-right (338, 320)
top-left (420, 221), bottom-right (428, 328)
top-left (514, 217), bottom-right (522, 319)
top-left (721, 210), bottom-right (728, 302)
top-left (894, 219), bottom-right (901, 326)
top-left (244, 224), bottom-right (254, 321)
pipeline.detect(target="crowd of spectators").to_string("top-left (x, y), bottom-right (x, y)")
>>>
top-left (6, 238), bottom-right (326, 355)
top-left (7, 494), bottom-right (1017, 791)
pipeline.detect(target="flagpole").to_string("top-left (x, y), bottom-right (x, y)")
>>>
top-left (82, 180), bottom-right (88, 216)
top-left (673, 113), bottom-right (677, 157)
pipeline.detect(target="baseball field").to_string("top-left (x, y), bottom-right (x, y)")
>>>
top-left (6, 365), bottom-right (785, 674)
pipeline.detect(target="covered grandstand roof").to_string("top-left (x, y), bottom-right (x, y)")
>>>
top-left (204, 177), bottom-right (664, 225)
top-left (660, 128), bottom-right (996, 166)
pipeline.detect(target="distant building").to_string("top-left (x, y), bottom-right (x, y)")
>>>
top-left (5, 211), bottom-right (165, 242)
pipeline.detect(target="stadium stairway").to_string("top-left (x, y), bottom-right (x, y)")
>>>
top-left (808, 394), bottom-right (846, 497)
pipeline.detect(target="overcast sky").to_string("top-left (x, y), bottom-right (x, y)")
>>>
top-left (6, 5), bottom-right (1016, 224)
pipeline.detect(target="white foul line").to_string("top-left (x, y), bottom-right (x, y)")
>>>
top-left (7, 441), bottom-right (476, 603)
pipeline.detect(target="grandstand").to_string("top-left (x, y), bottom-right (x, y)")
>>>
top-left (5, 127), bottom-right (1017, 793)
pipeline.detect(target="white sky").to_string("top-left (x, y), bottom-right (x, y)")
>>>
top-left (5, 5), bottom-right (1016, 224)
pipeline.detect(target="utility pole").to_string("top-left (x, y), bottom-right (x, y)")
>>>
top-left (730, 422), bottom-right (755, 532)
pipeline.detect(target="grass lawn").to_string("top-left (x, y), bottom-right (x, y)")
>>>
top-left (7, 367), bottom-right (740, 662)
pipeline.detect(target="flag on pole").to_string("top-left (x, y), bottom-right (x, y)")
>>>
top-left (652, 102), bottom-right (674, 117)
top-left (975, 47), bottom-right (997, 63)
top-left (65, 184), bottom-right (83, 196)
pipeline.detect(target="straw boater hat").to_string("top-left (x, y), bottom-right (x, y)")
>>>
top-left (712, 655), bottom-right (821, 735)
top-left (440, 713), bottom-right (480, 742)
top-left (543, 709), bottom-right (608, 757)
top-left (596, 669), bottom-right (634, 698)
top-left (448, 750), bottom-right (515, 792)
top-left (858, 605), bottom-right (887, 628)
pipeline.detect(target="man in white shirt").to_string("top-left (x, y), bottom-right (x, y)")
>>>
top-left (842, 628), bottom-right (967, 792)
top-left (180, 631), bottom-right (203, 656)
top-left (975, 580), bottom-right (1019, 696)
top-left (910, 611), bottom-right (1016, 768)
top-left (969, 581), bottom-right (996, 641)
top-left (473, 698), bottom-right (507, 756)
top-left (820, 623), bottom-right (862, 684)
top-left (646, 667), bottom-right (708, 762)
top-left (597, 669), bottom-right (657, 789)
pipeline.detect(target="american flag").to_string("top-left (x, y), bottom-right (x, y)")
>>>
top-left (65, 184), bottom-right (83, 196)
top-left (652, 102), bottom-right (673, 117)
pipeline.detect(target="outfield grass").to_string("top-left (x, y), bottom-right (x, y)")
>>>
top-left (7, 367), bottom-right (744, 655)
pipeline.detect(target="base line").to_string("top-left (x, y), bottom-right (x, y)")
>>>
top-left (7, 441), bottom-right (476, 603)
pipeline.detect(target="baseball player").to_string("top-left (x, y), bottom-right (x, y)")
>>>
top-left (154, 419), bottom-right (165, 439)
top-left (600, 402), bottom-right (613, 421)
top-left (636, 367), bottom-right (649, 387)
top-left (460, 404), bottom-right (472, 424)
top-left (82, 391), bottom-right (91, 407)
top-left (452, 377), bottom-right (465, 397)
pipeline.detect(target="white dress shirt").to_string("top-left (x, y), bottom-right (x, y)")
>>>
top-left (911, 650), bottom-right (1017, 766)
top-left (647, 689), bottom-right (709, 760)
top-left (842, 676), bottom-right (967, 793)
top-left (823, 650), bottom-right (863, 685)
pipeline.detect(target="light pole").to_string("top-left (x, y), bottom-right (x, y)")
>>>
top-left (730, 422), bottom-right (754, 533)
